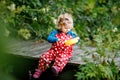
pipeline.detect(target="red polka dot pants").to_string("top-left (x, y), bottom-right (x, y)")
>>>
top-left (38, 32), bottom-right (73, 72)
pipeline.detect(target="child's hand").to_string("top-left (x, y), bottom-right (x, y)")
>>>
top-left (75, 37), bottom-right (80, 40)
top-left (65, 37), bottom-right (80, 46)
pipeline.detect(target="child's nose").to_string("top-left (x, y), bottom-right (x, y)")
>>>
top-left (62, 22), bottom-right (66, 25)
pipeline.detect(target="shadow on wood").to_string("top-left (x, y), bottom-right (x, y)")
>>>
top-left (4, 53), bottom-right (78, 80)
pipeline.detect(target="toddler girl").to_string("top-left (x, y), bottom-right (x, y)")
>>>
top-left (33, 13), bottom-right (79, 78)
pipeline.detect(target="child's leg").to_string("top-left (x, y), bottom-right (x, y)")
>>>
top-left (33, 49), bottom-right (55, 78)
top-left (38, 49), bottom-right (55, 71)
top-left (52, 53), bottom-right (71, 73)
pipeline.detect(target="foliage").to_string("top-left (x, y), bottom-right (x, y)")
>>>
top-left (74, 1), bottom-right (120, 77)
top-left (18, 28), bottom-right (31, 40)
top-left (3, 0), bottom-right (120, 41)
top-left (75, 61), bottom-right (119, 80)
top-left (75, 0), bottom-right (120, 45)
top-left (75, 27), bottom-right (120, 80)
top-left (75, 26), bottom-right (120, 80)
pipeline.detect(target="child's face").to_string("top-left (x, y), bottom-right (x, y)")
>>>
top-left (58, 13), bottom-right (73, 33)
top-left (61, 26), bottom-right (70, 33)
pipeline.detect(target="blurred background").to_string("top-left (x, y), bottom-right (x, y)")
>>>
top-left (0, 0), bottom-right (120, 80)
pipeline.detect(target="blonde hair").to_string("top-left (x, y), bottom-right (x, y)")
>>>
top-left (57, 13), bottom-right (73, 30)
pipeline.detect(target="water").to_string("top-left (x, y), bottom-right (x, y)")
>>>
top-left (3, 53), bottom-right (78, 80)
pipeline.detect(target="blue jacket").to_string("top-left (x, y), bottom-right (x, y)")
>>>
top-left (47, 30), bottom-right (77, 43)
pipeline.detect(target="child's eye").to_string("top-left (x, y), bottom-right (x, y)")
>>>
top-left (60, 18), bottom-right (63, 22)
top-left (65, 18), bottom-right (69, 21)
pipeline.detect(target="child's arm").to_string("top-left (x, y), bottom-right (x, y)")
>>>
top-left (67, 30), bottom-right (77, 38)
top-left (47, 30), bottom-right (59, 43)
top-left (65, 30), bottom-right (80, 46)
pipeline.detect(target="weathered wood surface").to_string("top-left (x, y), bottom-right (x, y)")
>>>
top-left (9, 39), bottom-right (120, 69)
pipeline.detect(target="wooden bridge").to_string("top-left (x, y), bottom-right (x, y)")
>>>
top-left (9, 39), bottom-right (120, 69)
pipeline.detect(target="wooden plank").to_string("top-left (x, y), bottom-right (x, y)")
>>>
top-left (8, 39), bottom-right (120, 69)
